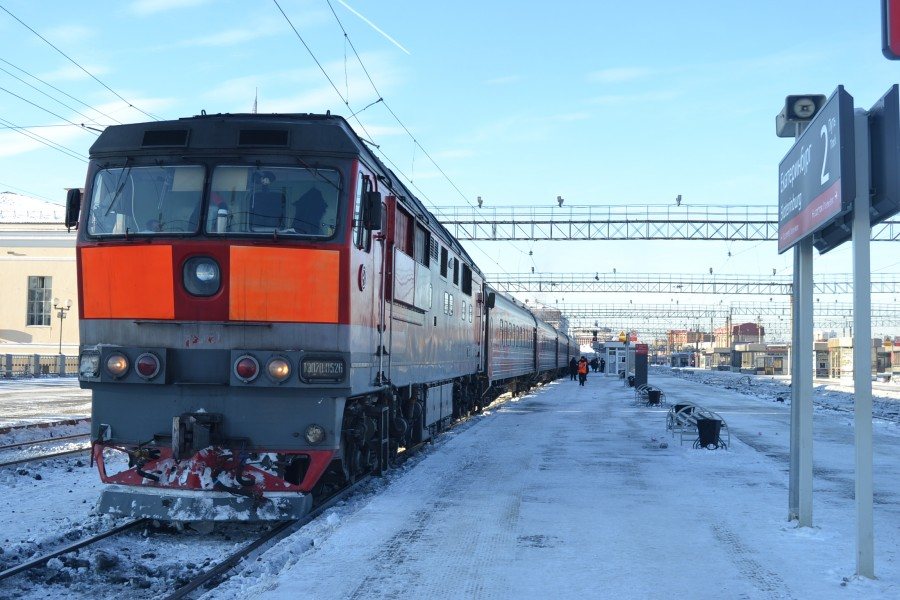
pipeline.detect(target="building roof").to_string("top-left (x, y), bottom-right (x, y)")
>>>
top-left (0, 192), bottom-right (67, 224)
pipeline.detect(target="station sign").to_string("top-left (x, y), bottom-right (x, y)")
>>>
top-left (868, 84), bottom-right (900, 226)
top-left (778, 86), bottom-right (856, 254)
top-left (884, 0), bottom-right (900, 59)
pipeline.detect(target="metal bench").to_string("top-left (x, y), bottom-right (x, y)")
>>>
top-left (635, 384), bottom-right (666, 406)
top-left (666, 401), bottom-right (729, 448)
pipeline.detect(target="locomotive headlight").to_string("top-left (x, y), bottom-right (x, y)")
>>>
top-left (234, 354), bottom-right (260, 383)
top-left (183, 256), bottom-right (221, 297)
top-left (266, 357), bottom-right (291, 383)
top-left (304, 424), bottom-right (326, 444)
top-left (105, 352), bottom-right (129, 378)
top-left (79, 351), bottom-right (101, 378)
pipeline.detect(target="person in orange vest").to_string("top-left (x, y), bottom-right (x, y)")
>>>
top-left (577, 356), bottom-right (589, 386)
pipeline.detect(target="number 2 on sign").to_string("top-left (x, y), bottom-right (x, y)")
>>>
top-left (819, 123), bottom-right (830, 185)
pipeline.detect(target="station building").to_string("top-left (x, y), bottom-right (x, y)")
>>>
top-left (0, 193), bottom-right (78, 373)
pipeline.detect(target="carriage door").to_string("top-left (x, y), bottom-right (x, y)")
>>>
top-left (353, 171), bottom-right (383, 384)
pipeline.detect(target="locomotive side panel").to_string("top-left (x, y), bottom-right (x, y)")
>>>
top-left (346, 164), bottom-right (386, 391)
top-left (383, 197), bottom-right (481, 390)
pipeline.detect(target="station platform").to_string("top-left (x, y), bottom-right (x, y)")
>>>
top-left (222, 370), bottom-right (900, 600)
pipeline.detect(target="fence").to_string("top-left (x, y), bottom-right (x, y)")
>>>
top-left (1, 354), bottom-right (79, 378)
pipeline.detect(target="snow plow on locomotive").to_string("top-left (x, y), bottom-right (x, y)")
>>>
top-left (65, 112), bottom-right (571, 521)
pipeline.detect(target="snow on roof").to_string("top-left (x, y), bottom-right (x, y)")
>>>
top-left (0, 192), bottom-right (67, 223)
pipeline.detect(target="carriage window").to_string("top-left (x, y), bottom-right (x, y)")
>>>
top-left (207, 166), bottom-right (340, 238)
top-left (87, 165), bottom-right (205, 235)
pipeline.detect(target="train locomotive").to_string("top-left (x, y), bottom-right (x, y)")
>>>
top-left (64, 112), bottom-right (578, 521)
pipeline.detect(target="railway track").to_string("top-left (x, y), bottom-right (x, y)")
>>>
top-left (0, 472), bottom-right (373, 597)
top-left (0, 417), bottom-right (90, 436)
top-left (159, 399), bottom-right (497, 599)
top-left (0, 518), bottom-right (149, 582)
top-left (0, 432), bottom-right (91, 468)
top-left (0, 389), bottom-right (525, 598)
top-left (162, 478), bottom-right (369, 600)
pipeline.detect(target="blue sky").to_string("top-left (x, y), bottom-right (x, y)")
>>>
top-left (2, 0), bottom-right (899, 331)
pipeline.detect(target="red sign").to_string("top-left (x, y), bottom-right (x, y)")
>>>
top-left (635, 344), bottom-right (648, 355)
top-left (884, 0), bottom-right (900, 59)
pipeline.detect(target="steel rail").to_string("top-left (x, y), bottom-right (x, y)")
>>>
top-left (0, 519), bottom-right (150, 581)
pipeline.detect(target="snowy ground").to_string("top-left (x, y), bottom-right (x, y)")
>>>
top-left (1, 370), bottom-right (900, 598)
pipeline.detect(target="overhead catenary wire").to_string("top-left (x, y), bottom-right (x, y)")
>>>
top-left (0, 57), bottom-right (122, 126)
top-left (0, 3), bottom-right (159, 122)
top-left (0, 85), bottom-right (99, 137)
top-left (302, 0), bottom-right (533, 275)
top-left (0, 115), bottom-right (87, 163)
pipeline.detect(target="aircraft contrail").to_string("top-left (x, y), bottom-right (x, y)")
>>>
top-left (337, 0), bottom-right (411, 55)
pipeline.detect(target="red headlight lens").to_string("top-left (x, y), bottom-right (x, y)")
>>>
top-left (234, 355), bottom-right (260, 382)
top-left (136, 353), bottom-right (161, 379)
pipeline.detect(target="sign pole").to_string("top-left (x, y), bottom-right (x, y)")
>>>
top-left (851, 108), bottom-right (874, 578)
top-left (786, 119), bottom-right (815, 527)
top-left (788, 247), bottom-right (800, 521)
top-left (779, 88), bottom-right (855, 527)
top-left (796, 235), bottom-right (814, 528)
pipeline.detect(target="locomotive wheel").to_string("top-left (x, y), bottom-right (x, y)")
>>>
top-left (341, 434), bottom-right (364, 482)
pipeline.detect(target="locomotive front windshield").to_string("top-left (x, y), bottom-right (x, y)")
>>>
top-left (86, 164), bottom-right (341, 238)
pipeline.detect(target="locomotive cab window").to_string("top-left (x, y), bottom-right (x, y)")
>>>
top-left (207, 166), bottom-right (340, 238)
top-left (87, 165), bottom-right (205, 235)
top-left (353, 173), bottom-right (372, 251)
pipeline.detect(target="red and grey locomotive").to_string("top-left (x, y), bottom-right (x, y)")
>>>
top-left (64, 112), bottom-right (576, 520)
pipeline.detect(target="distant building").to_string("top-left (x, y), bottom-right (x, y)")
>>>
top-left (713, 322), bottom-right (764, 347)
top-left (0, 192), bottom-right (78, 355)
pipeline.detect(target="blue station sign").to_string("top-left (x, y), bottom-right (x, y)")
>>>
top-left (777, 86), bottom-right (856, 254)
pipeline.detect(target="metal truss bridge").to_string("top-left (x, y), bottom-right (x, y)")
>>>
top-left (555, 302), bottom-right (900, 342)
top-left (432, 204), bottom-right (900, 242)
top-left (482, 272), bottom-right (900, 296)
top-left (430, 204), bottom-right (900, 339)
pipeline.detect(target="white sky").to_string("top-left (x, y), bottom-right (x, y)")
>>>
top-left (1, 0), bottom-right (899, 328)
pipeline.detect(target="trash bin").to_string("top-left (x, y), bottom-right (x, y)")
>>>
top-left (647, 389), bottom-right (661, 405)
top-left (696, 417), bottom-right (722, 449)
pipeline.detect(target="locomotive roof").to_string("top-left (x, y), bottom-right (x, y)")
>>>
top-left (89, 112), bottom-right (480, 277)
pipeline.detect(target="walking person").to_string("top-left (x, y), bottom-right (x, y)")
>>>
top-left (578, 356), bottom-right (589, 386)
top-left (569, 357), bottom-right (578, 381)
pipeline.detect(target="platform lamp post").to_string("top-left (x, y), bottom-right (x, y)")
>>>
top-left (53, 298), bottom-right (72, 355)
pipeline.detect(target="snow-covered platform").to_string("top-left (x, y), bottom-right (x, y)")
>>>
top-left (211, 369), bottom-right (900, 599)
